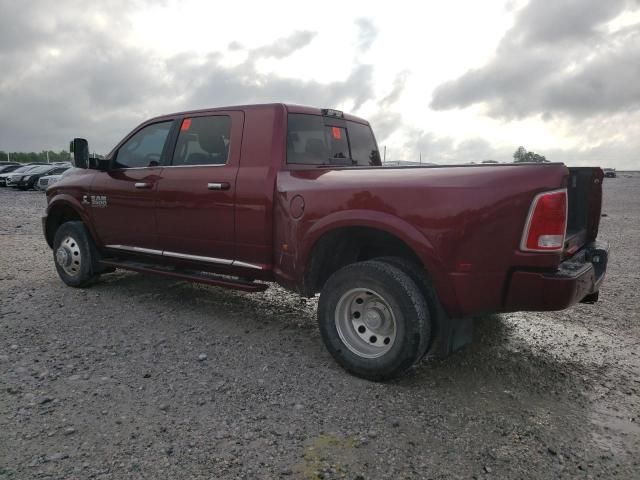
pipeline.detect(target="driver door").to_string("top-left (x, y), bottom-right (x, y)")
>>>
top-left (90, 120), bottom-right (176, 253)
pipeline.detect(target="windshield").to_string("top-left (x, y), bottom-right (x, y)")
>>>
top-left (28, 165), bottom-right (55, 174)
top-left (287, 114), bottom-right (381, 166)
top-left (6, 165), bottom-right (33, 174)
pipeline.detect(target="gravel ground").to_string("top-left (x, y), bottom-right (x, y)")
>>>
top-left (0, 175), bottom-right (638, 480)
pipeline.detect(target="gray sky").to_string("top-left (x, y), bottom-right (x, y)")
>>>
top-left (0, 0), bottom-right (639, 168)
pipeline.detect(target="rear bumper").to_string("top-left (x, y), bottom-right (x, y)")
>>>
top-left (504, 241), bottom-right (609, 311)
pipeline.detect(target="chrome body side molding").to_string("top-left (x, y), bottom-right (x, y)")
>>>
top-left (105, 245), bottom-right (163, 256)
top-left (162, 250), bottom-right (233, 265)
top-left (231, 260), bottom-right (263, 270)
top-left (104, 245), bottom-right (263, 270)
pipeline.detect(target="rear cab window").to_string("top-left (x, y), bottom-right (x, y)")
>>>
top-left (287, 113), bottom-right (381, 167)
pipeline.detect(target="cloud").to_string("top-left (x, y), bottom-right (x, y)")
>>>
top-left (1, 2), bottom-right (636, 168)
top-left (249, 30), bottom-right (317, 60)
top-left (514, 0), bottom-right (628, 44)
top-left (0, 4), bottom-right (373, 153)
top-left (400, 130), bottom-right (514, 164)
top-left (431, 0), bottom-right (640, 120)
top-left (379, 71), bottom-right (410, 109)
top-left (355, 18), bottom-right (378, 52)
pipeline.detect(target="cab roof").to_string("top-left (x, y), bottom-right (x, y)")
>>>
top-left (149, 103), bottom-right (370, 125)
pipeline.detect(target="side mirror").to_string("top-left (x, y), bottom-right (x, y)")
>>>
top-left (96, 158), bottom-right (111, 171)
top-left (70, 138), bottom-right (89, 169)
top-left (87, 156), bottom-right (110, 171)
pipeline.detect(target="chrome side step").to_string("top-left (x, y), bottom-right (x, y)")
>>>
top-left (98, 259), bottom-right (268, 293)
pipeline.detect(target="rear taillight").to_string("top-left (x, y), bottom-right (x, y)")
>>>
top-left (521, 189), bottom-right (567, 252)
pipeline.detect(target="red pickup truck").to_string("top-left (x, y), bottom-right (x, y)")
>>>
top-left (43, 104), bottom-right (608, 380)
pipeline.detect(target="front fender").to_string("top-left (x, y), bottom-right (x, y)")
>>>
top-left (45, 194), bottom-right (100, 248)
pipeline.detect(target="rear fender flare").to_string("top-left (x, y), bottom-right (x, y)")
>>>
top-left (299, 209), bottom-right (455, 307)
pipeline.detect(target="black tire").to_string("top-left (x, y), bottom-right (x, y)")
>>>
top-left (317, 260), bottom-right (431, 381)
top-left (52, 221), bottom-right (100, 288)
top-left (374, 257), bottom-right (446, 359)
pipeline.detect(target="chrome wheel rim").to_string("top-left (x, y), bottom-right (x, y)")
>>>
top-left (56, 236), bottom-right (82, 276)
top-left (334, 288), bottom-right (397, 358)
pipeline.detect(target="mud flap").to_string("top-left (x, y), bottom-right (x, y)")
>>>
top-left (580, 291), bottom-right (599, 304)
top-left (426, 316), bottom-right (474, 359)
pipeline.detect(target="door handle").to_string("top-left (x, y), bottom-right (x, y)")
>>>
top-left (207, 182), bottom-right (230, 191)
top-left (134, 182), bottom-right (152, 189)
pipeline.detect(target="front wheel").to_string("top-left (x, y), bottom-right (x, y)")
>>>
top-left (317, 260), bottom-right (431, 381)
top-left (52, 221), bottom-right (100, 288)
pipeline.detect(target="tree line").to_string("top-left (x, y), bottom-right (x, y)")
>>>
top-left (482, 147), bottom-right (549, 164)
top-left (0, 150), bottom-right (72, 164)
top-left (512, 146), bottom-right (548, 163)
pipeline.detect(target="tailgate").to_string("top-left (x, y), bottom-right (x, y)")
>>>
top-left (564, 167), bottom-right (604, 256)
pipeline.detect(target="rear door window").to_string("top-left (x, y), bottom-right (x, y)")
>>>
top-left (287, 113), bottom-right (381, 166)
top-left (172, 116), bottom-right (231, 166)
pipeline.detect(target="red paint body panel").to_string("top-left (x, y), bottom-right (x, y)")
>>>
top-left (155, 110), bottom-right (244, 260)
top-left (274, 164), bottom-right (570, 315)
top-left (90, 167), bottom-right (163, 250)
top-left (233, 104), bottom-right (285, 271)
top-left (45, 103), bottom-right (607, 317)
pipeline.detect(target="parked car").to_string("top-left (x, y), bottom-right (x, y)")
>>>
top-left (0, 163), bottom-right (48, 187)
top-left (603, 168), bottom-right (617, 178)
top-left (36, 168), bottom-right (75, 191)
top-left (43, 104), bottom-right (609, 381)
top-left (13, 165), bottom-right (71, 190)
top-left (0, 164), bottom-right (22, 175)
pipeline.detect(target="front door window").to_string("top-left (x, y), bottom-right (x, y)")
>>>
top-left (114, 122), bottom-right (173, 169)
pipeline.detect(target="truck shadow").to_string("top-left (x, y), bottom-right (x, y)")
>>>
top-left (406, 313), bottom-right (593, 396)
top-left (93, 271), bottom-right (594, 401)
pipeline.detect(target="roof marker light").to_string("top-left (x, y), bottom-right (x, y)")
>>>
top-left (321, 108), bottom-right (344, 118)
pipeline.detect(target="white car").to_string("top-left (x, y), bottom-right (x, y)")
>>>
top-left (36, 167), bottom-right (75, 191)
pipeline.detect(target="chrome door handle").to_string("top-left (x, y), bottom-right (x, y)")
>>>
top-left (135, 182), bottom-right (152, 189)
top-left (207, 182), bottom-right (230, 191)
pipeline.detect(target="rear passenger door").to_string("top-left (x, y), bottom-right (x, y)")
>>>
top-left (155, 111), bottom-right (244, 264)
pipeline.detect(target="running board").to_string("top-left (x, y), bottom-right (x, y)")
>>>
top-left (98, 259), bottom-right (268, 292)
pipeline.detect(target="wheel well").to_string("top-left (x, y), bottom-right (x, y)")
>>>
top-left (45, 204), bottom-right (82, 247)
top-left (304, 227), bottom-right (423, 295)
